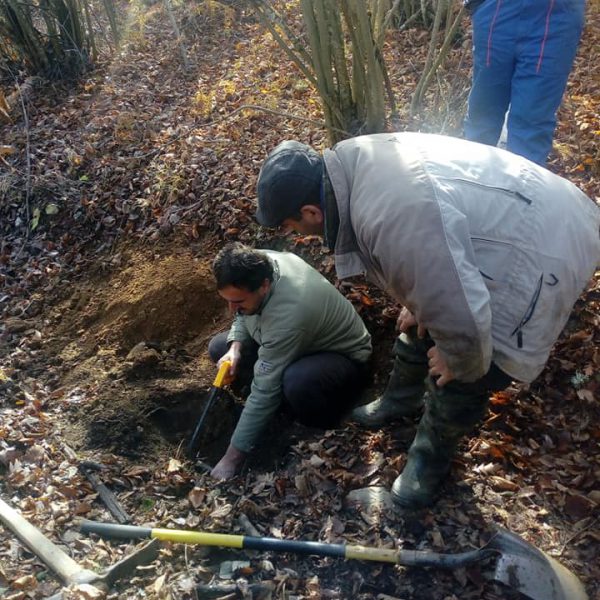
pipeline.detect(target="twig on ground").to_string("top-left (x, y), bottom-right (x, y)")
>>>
top-left (183, 544), bottom-right (200, 600)
top-left (238, 513), bottom-right (261, 537)
top-left (557, 516), bottom-right (599, 557)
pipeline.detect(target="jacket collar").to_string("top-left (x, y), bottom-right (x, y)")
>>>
top-left (322, 171), bottom-right (339, 251)
top-left (323, 152), bottom-right (368, 279)
top-left (255, 257), bottom-right (280, 315)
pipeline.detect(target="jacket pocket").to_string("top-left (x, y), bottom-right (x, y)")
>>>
top-left (471, 238), bottom-right (542, 348)
top-left (471, 237), bottom-right (515, 286)
top-left (440, 177), bottom-right (533, 206)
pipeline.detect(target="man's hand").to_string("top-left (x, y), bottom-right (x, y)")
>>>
top-left (397, 306), bottom-right (426, 338)
top-left (218, 341), bottom-right (242, 380)
top-left (210, 443), bottom-right (247, 480)
top-left (427, 346), bottom-right (455, 386)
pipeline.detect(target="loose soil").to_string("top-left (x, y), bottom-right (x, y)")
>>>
top-left (33, 239), bottom-right (334, 471)
top-left (38, 243), bottom-right (239, 461)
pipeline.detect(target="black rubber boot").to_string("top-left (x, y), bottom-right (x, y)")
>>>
top-left (350, 332), bottom-right (430, 427)
top-left (391, 378), bottom-right (491, 509)
top-left (391, 411), bottom-right (460, 508)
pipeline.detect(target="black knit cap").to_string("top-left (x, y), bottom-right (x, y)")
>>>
top-left (256, 140), bottom-right (323, 227)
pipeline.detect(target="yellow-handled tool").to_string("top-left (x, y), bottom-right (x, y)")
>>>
top-left (79, 520), bottom-right (481, 565)
top-left (187, 360), bottom-right (232, 458)
top-left (79, 521), bottom-right (588, 600)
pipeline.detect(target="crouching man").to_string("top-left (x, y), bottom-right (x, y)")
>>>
top-left (208, 242), bottom-right (372, 480)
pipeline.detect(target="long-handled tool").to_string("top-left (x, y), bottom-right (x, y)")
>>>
top-left (80, 520), bottom-right (588, 600)
top-left (0, 497), bottom-right (159, 598)
top-left (187, 359), bottom-right (232, 458)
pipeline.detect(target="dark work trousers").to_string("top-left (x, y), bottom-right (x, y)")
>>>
top-left (399, 327), bottom-right (513, 436)
top-left (208, 331), bottom-right (368, 429)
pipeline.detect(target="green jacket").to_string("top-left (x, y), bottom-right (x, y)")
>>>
top-left (228, 250), bottom-right (372, 452)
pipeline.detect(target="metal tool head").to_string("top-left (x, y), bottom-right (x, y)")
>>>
top-left (488, 527), bottom-right (588, 600)
top-left (187, 360), bottom-right (232, 458)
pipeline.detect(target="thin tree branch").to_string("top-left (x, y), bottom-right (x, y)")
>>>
top-left (12, 73), bottom-right (32, 259)
top-left (164, 0), bottom-right (190, 70)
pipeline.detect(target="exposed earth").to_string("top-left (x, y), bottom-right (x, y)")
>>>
top-left (1, 2), bottom-right (599, 600)
top-left (43, 246), bottom-right (231, 458)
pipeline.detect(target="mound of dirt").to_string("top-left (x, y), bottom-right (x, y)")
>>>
top-left (42, 246), bottom-right (229, 377)
top-left (81, 250), bottom-right (226, 352)
top-left (41, 245), bottom-right (241, 460)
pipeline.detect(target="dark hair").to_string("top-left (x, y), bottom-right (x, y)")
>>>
top-left (213, 243), bottom-right (274, 291)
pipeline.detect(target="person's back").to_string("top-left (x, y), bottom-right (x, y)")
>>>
top-left (255, 132), bottom-right (599, 508)
top-left (324, 132), bottom-right (599, 382)
top-left (241, 250), bottom-right (371, 364)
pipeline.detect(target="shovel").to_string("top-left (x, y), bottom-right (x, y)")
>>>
top-left (187, 359), bottom-right (232, 459)
top-left (80, 520), bottom-right (588, 600)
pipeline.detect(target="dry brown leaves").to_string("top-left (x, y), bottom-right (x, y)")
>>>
top-left (1, 1), bottom-right (599, 599)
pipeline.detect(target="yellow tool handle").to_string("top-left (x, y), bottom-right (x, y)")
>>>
top-left (152, 528), bottom-right (244, 548)
top-left (213, 360), bottom-right (232, 387)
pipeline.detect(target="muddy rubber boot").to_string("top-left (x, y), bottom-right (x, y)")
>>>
top-left (390, 411), bottom-right (459, 508)
top-left (391, 379), bottom-right (491, 509)
top-left (350, 333), bottom-right (429, 428)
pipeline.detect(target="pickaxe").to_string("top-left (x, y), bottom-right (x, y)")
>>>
top-left (0, 497), bottom-right (159, 598)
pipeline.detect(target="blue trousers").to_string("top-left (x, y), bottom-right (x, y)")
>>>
top-left (208, 331), bottom-right (369, 428)
top-left (464, 0), bottom-right (585, 165)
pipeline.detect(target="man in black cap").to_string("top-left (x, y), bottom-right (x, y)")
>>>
top-left (255, 133), bottom-right (600, 508)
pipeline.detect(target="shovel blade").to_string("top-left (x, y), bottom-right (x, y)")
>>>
top-left (489, 528), bottom-right (588, 600)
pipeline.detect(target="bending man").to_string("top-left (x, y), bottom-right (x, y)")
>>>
top-left (254, 134), bottom-right (600, 508)
top-left (208, 242), bottom-right (372, 480)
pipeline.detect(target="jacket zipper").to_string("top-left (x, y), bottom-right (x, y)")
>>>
top-left (440, 178), bottom-right (533, 205)
top-left (510, 274), bottom-right (543, 348)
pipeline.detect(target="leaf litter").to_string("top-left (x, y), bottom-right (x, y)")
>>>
top-left (0, 2), bottom-right (599, 599)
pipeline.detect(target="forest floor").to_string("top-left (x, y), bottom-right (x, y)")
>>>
top-left (1, 2), bottom-right (599, 600)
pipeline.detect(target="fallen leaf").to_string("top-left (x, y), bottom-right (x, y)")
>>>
top-left (564, 493), bottom-right (594, 519)
top-left (188, 487), bottom-right (206, 509)
top-left (489, 476), bottom-right (519, 492)
top-left (209, 503), bottom-right (233, 519)
top-left (167, 458), bottom-right (182, 473)
top-left (11, 575), bottom-right (36, 590)
top-left (153, 573), bottom-right (167, 594)
top-left (63, 583), bottom-right (106, 599)
top-left (588, 490), bottom-right (600, 504)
